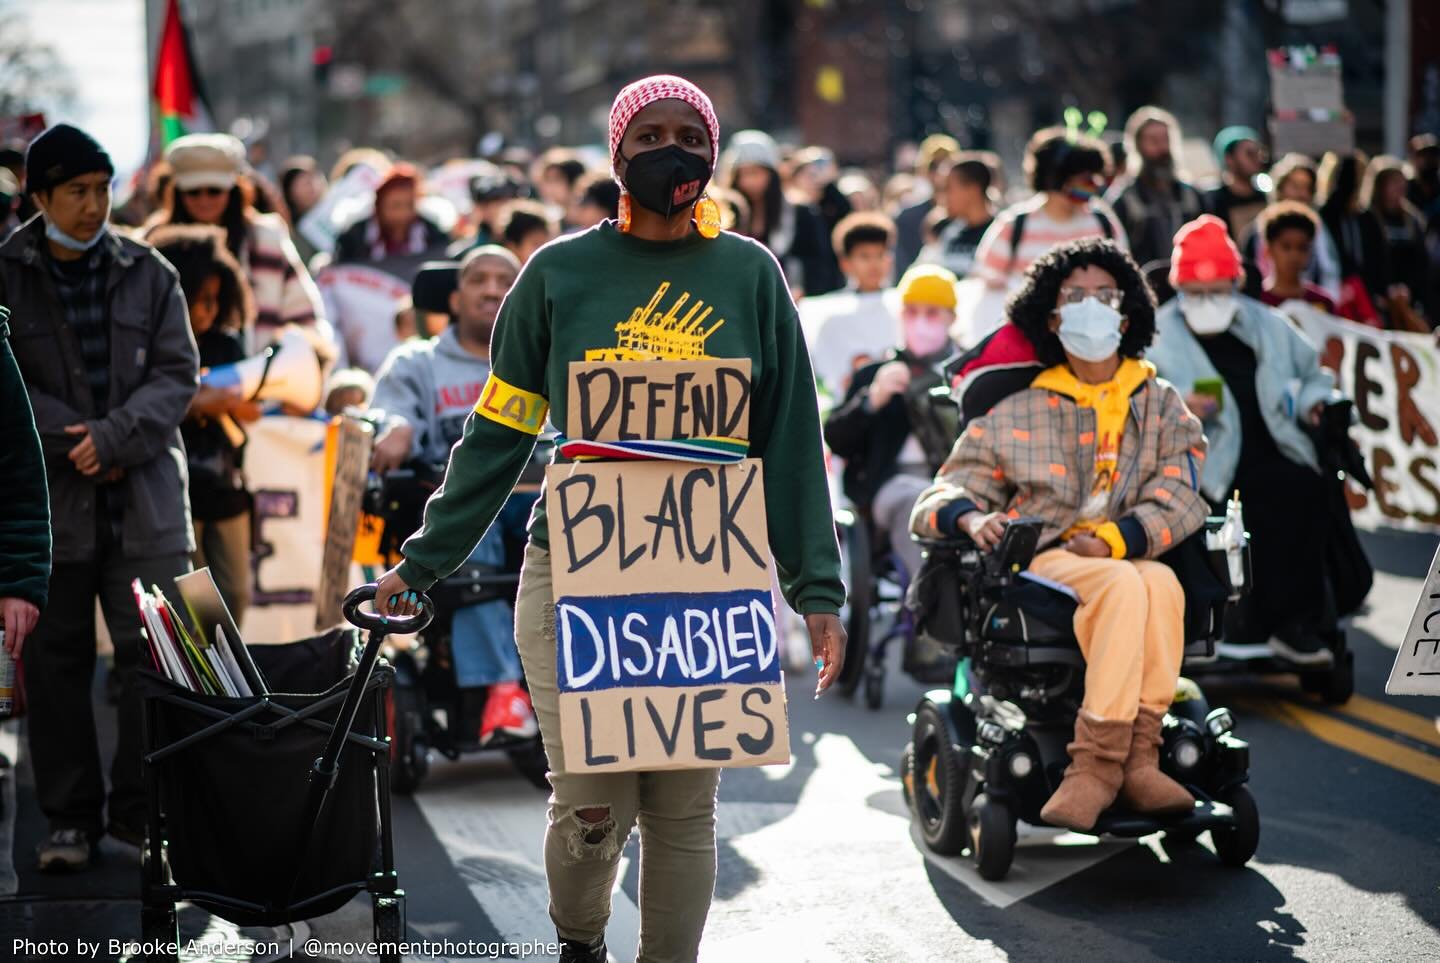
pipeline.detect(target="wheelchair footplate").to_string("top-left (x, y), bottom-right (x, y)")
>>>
top-left (1086, 798), bottom-right (1239, 839)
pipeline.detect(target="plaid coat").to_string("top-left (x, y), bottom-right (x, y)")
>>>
top-left (910, 374), bottom-right (1209, 558)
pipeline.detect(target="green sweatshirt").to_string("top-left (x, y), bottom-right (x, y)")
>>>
top-left (0, 316), bottom-right (51, 609)
top-left (396, 222), bottom-right (845, 616)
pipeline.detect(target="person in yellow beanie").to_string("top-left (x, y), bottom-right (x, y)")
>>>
top-left (824, 263), bottom-right (959, 584)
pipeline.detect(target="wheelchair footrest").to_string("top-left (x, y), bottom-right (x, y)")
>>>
top-left (1079, 799), bottom-right (1237, 839)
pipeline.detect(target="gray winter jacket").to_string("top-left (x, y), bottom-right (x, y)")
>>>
top-left (0, 218), bottom-right (198, 562)
top-left (370, 326), bottom-right (491, 463)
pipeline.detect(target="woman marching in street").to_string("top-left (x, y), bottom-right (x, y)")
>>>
top-left (366, 75), bottom-right (846, 963)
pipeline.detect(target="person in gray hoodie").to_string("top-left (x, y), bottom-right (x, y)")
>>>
top-left (368, 245), bottom-right (539, 742)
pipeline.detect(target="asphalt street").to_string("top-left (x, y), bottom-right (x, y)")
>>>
top-left (2, 528), bottom-right (1438, 963)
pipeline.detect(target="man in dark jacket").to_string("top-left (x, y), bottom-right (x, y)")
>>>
top-left (1105, 108), bottom-right (1207, 267)
top-left (0, 304), bottom-right (49, 661)
top-left (0, 124), bottom-right (198, 871)
top-left (823, 265), bottom-right (958, 581)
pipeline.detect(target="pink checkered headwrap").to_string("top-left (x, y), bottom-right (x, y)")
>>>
top-left (608, 75), bottom-right (720, 176)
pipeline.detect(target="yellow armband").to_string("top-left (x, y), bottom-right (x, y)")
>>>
top-left (473, 373), bottom-right (548, 434)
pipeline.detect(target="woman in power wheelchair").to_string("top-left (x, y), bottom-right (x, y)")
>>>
top-left (901, 238), bottom-right (1257, 880)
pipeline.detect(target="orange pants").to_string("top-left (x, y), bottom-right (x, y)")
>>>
top-left (1027, 548), bottom-right (1186, 722)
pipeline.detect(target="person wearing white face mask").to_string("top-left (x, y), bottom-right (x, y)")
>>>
top-left (1147, 215), bottom-right (1342, 667)
top-left (912, 238), bottom-right (1209, 832)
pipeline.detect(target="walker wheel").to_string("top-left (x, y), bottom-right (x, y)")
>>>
top-left (374, 893), bottom-right (406, 957)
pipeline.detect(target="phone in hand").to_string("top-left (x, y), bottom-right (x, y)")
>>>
top-left (1192, 376), bottom-right (1224, 414)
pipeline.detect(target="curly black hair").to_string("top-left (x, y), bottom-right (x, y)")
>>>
top-left (148, 224), bottom-right (254, 334)
top-left (1006, 237), bottom-right (1156, 367)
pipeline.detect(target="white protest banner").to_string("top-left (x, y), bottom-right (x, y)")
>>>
top-left (315, 263), bottom-right (412, 374)
top-left (1385, 543), bottom-right (1440, 695)
top-left (544, 359), bottom-right (789, 773)
top-left (1286, 301), bottom-right (1440, 534)
top-left (243, 414), bottom-right (330, 642)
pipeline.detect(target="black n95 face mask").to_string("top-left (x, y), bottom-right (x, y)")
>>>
top-left (621, 145), bottom-right (711, 218)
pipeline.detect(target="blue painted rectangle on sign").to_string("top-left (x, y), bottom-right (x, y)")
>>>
top-left (555, 589), bottom-right (782, 692)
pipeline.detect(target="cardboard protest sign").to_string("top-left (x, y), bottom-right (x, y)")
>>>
top-left (243, 414), bottom-right (330, 642)
top-left (1385, 543), bottom-right (1440, 695)
top-left (1287, 302), bottom-right (1440, 534)
top-left (566, 359), bottom-right (752, 443)
top-left (546, 455), bottom-right (788, 773)
top-left (316, 417), bottom-right (374, 629)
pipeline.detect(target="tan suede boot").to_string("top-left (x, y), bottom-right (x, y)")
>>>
top-left (1039, 711), bottom-right (1132, 832)
top-left (1117, 707), bottom-right (1196, 814)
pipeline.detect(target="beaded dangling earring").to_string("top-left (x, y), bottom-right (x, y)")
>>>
top-left (617, 192), bottom-right (633, 233)
top-left (694, 194), bottom-right (722, 239)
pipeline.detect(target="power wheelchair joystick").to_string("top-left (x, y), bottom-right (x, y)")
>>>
top-left (984, 517), bottom-right (1044, 581)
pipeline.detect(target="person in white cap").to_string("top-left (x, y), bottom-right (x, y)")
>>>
top-left (146, 133), bottom-right (324, 351)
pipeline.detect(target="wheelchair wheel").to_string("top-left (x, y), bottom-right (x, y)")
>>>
top-left (1302, 647), bottom-right (1354, 705)
top-left (387, 682), bottom-right (430, 795)
top-left (864, 663), bottom-right (885, 710)
top-left (838, 519), bottom-right (872, 697)
top-left (900, 741), bottom-right (916, 812)
top-left (1211, 785), bottom-right (1260, 867)
top-left (507, 739), bottom-right (551, 790)
top-left (968, 793), bottom-right (1017, 881)
top-left (913, 701), bottom-right (969, 855)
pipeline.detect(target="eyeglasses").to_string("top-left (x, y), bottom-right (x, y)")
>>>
top-left (182, 186), bottom-right (227, 198)
top-left (1177, 285), bottom-right (1239, 306)
top-left (1058, 286), bottom-right (1123, 309)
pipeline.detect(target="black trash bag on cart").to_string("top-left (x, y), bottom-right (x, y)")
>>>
top-left (140, 627), bottom-right (387, 927)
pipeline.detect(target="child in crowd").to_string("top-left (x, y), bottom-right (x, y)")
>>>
top-left (800, 211), bottom-right (902, 400)
top-left (325, 368), bottom-right (375, 416)
top-left (149, 224), bottom-right (259, 624)
top-left (1257, 201), bottom-right (1343, 317)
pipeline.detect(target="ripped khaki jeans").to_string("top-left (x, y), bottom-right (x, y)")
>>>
top-left (513, 541), bottom-right (721, 963)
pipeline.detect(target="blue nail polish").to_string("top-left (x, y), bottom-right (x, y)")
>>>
top-left (815, 657), bottom-right (825, 671)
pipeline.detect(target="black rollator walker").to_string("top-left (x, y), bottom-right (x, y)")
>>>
top-left (139, 586), bottom-right (432, 962)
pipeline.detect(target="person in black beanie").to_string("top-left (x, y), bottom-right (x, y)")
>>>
top-left (0, 123), bottom-right (199, 872)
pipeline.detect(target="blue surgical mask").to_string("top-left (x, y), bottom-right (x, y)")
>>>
top-left (44, 217), bottom-right (105, 252)
top-left (1056, 296), bottom-right (1124, 362)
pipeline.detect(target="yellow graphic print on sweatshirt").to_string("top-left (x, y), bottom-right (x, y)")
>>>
top-left (584, 281), bottom-right (727, 361)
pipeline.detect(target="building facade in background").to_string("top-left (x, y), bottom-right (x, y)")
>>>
top-left (148, 0), bottom-right (1435, 177)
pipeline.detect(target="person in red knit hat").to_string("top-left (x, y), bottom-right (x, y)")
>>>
top-left (1147, 214), bottom-right (1358, 666)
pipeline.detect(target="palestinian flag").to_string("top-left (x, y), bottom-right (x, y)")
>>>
top-left (151, 0), bottom-right (212, 149)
